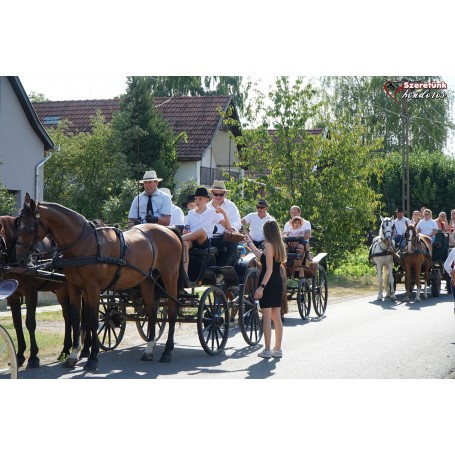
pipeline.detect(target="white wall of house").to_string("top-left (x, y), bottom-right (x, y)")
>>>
top-left (211, 130), bottom-right (239, 167)
top-left (0, 77), bottom-right (45, 213)
top-left (174, 160), bottom-right (200, 189)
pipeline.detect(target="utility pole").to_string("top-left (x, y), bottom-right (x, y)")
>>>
top-left (401, 97), bottom-right (410, 217)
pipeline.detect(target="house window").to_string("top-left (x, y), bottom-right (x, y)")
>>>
top-left (43, 116), bottom-right (60, 125)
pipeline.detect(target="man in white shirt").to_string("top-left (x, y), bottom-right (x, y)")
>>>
top-left (416, 208), bottom-right (438, 242)
top-left (127, 170), bottom-right (172, 228)
top-left (241, 199), bottom-right (276, 248)
top-left (207, 180), bottom-right (242, 266)
top-left (392, 206), bottom-right (411, 248)
top-left (160, 188), bottom-right (185, 226)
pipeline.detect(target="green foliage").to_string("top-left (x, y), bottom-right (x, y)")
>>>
top-left (101, 178), bottom-right (137, 228)
top-left (111, 76), bottom-right (180, 188)
top-left (0, 183), bottom-right (16, 215)
top-left (321, 76), bottom-right (454, 154)
top-left (44, 114), bottom-right (129, 220)
top-left (174, 178), bottom-right (199, 213)
top-left (331, 247), bottom-right (376, 278)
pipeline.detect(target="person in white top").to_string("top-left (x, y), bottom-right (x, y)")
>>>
top-left (182, 187), bottom-right (231, 274)
top-left (206, 180), bottom-right (242, 266)
top-left (416, 208), bottom-right (438, 242)
top-left (392, 206), bottom-right (411, 249)
top-left (160, 188), bottom-right (185, 226)
top-left (241, 199), bottom-right (276, 248)
top-left (282, 205), bottom-right (311, 240)
top-left (127, 170), bottom-right (172, 228)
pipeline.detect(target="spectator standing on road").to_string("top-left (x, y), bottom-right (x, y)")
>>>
top-left (245, 220), bottom-right (286, 359)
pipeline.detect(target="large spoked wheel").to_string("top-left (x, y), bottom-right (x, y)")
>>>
top-left (197, 286), bottom-right (230, 355)
top-left (239, 267), bottom-right (263, 346)
top-left (312, 265), bottom-right (328, 317)
top-left (98, 303), bottom-right (126, 351)
top-left (136, 303), bottom-right (167, 342)
top-left (0, 325), bottom-right (18, 379)
top-left (297, 278), bottom-right (311, 320)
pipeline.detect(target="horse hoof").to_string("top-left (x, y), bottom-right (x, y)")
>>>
top-left (141, 352), bottom-right (154, 361)
top-left (17, 355), bottom-right (26, 367)
top-left (83, 359), bottom-right (98, 371)
top-left (57, 351), bottom-right (69, 362)
top-left (159, 353), bottom-right (172, 363)
top-left (79, 350), bottom-right (90, 359)
top-left (63, 357), bottom-right (78, 368)
top-left (26, 358), bottom-right (40, 369)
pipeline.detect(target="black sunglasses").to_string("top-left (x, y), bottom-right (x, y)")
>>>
top-left (212, 192), bottom-right (225, 197)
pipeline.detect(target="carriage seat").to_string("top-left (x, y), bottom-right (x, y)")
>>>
top-left (432, 231), bottom-right (449, 261)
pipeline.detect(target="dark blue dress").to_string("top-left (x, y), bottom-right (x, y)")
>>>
top-left (258, 253), bottom-right (283, 308)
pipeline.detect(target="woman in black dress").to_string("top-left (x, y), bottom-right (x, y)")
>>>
top-left (245, 220), bottom-right (286, 359)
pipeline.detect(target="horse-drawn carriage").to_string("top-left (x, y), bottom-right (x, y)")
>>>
top-left (282, 235), bottom-right (328, 319)
top-left (370, 216), bottom-right (450, 302)
top-left (1, 194), bottom-right (264, 371)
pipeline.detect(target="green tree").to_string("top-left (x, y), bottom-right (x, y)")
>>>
top-left (28, 91), bottom-right (48, 102)
top-left (44, 113), bottom-right (129, 220)
top-left (229, 76), bottom-right (384, 266)
top-left (321, 76), bottom-right (454, 154)
top-left (111, 76), bottom-right (180, 190)
top-left (0, 183), bottom-right (16, 215)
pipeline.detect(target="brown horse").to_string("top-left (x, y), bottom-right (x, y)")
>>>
top-left (15, 193), bottom-right (182, 371)
top-left (403, 224), bottom-right (432, 302)
top-left (0, 215), bottom-right (78, 368)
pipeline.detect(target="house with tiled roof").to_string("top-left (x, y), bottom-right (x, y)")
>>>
top-left (32, 96), bottom-right (243, 188)
top-left (0, 76), bottom-right (54, 213)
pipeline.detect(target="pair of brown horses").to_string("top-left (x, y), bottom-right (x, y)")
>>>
top-left (13, 193), bottom-right (182, 371)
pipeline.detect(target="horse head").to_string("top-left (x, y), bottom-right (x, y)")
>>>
top-left (16, 193), bottom-right (48, 266)
top-left (379, 216), bottom-right (394, 243)
top-left (404, 223), bottom-right (418, 253)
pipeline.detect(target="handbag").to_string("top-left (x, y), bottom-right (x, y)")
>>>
top-left (224, 231), bottom-right (245, 243)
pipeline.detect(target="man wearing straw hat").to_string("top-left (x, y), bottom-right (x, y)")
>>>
top-left (207, 180), bottom-right (241, 266)
top-left (127, 170), bottom-right (172, 228)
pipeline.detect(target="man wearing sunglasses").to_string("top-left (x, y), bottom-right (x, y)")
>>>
top-left (241, 199), bottom-right (276, 249)
top-left (207, 180), bottom-right (241, 266)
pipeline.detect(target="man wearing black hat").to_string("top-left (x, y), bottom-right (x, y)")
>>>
top-left (241, 199), bottom-right (276, 248)
top-left (392, 206), bottom-right (410, 249)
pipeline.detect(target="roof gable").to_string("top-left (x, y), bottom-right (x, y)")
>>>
top-left (7, 77), bottom-right (54, 150)
top-left (32, 96), bottom-right (241, 161)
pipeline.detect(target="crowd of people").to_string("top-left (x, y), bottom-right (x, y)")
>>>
top-left (128, 170), bottom-right (316, 360)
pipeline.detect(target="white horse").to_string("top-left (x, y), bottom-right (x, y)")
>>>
top-left (369, 216), bottom-right (396, 301)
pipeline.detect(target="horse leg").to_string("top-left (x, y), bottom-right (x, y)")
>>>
top-left (83, 288), bottom-right (101, 371)
top-left (63, 285), bottom-right (83, 368)
top-left (9, 295), bottom-right (27, 367)
top-left (387, 262), bottom-right (396, 301)
top-left (79, 297), bottom-right (91, 359)
top-left (404, 263), bottom-right (411, 303)
top-left (159, 273), bottom-right (179, 363)
top-left (24, 293), bottom-right (40, 368)
top-left (140, 278), bottom-right (157, 361)
top-left (57, 287), bottom-right (72, 361)
top-left (376, 263), bottom-right (383, 300)
top-left (414, 265), bottom-right (421, 302)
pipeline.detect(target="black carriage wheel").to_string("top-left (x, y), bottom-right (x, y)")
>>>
top-left (239, 267), bottom-right (263, 346)
top-left (312, 265), bottom-right (328, 317)
top-left (135, 304), bottom-right (167, 342)
top-left (98, 303), bottom-right (126, 351)
top-left (297, 278), bottom-right (311, 320)
top-left (197, 287), bottom-right (230, 355)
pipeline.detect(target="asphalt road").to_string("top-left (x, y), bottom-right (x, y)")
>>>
top-left (14, 287), bottom-right (455, 380)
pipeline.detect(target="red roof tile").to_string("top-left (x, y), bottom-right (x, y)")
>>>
top-left (32, 96), bottom-right (239, 161)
